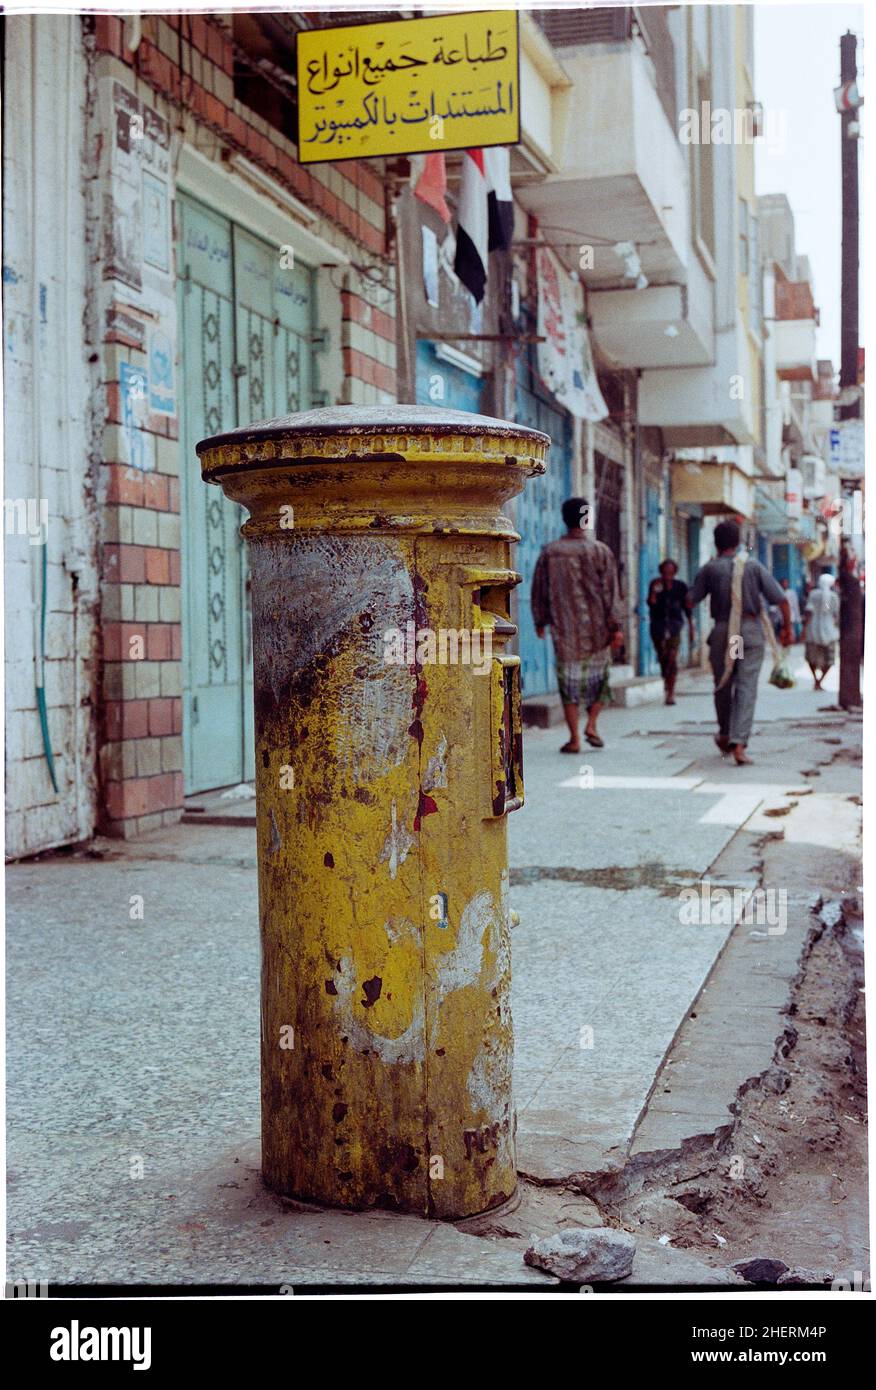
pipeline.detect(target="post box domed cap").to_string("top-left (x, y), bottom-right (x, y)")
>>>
top-left (196, 403), bottom-right (550, 455)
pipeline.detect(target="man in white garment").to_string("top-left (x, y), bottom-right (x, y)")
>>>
top-left (803, 573), bottom-right (840, 689)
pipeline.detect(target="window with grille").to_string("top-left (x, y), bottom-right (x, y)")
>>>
top-left (232, 13), bottom-right (300, 143)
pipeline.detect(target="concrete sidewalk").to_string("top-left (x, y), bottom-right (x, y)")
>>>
top-left (509, 649), bottom-right (858, 1183)
top-left (5, 648), bottom-right (862, 1287)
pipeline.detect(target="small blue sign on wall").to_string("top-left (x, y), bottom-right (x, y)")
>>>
top-left (830, 427), bottom-right (841, 469)
top-left (148, 327), bottom-right (175, 416)
top-left (120, 361), bottom-right (150, 472)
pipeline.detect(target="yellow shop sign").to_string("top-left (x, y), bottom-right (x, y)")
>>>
top-left (296, 11), bottom-right (520, 163)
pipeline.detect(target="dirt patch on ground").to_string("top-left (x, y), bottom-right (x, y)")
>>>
top-left (463, 723), bottom-right (866, 1288)
top-left (473, 903), bottom-right (868, 1288)
top-left (587, 905), bottom-right (867, 1282)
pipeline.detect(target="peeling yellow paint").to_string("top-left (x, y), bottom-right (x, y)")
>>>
top-left (197, 408), bottom-right (548, 1218)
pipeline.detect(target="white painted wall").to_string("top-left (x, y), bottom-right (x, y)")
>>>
top-left (774, 319), bottom-right (818, 378)
top-left (3, 15), bottom-right (100, 858)
top-left (637, 9), bottom-right (760, 448)
top-left (555, 43), bottom-right (688, 272)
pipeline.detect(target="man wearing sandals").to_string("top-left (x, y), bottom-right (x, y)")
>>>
top-left (687, 520), bottom-right (792, 765)
top-left (531, 496), bottom-right (624, 753)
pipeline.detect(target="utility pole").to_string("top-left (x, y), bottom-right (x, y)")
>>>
top-left (839, 31), bottom-right (860, 408)
top-left (837, 30), bottom-right (863, 709)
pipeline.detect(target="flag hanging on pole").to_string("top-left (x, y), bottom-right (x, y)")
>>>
top-left (484, 146), bottom-right (513, 252)
top-left (454, 148), bottom-right (513, 302)
top-left (453, 149), bottom-right (488, 303)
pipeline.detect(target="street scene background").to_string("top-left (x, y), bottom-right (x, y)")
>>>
top-left (3, 1), bottom-right (867, 1298)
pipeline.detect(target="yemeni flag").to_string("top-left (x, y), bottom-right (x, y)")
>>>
top-left (454, 148), bottom-right (514, 303)
top-left (484, 146), bottom-right (513, 252)
top-left (454, 149), bottom-right (489, 303)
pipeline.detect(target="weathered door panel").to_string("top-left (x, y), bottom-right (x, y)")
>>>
top-left (273, 252), bottom-right (316, 415)
top-left (233, 225), bottom-right (275, 425)
top-left (233, 225), bottom-right (280, 785)
top-left (178, 203), bottom-right (318, 792)
top-left (178, 196), bottom-right (248, 792)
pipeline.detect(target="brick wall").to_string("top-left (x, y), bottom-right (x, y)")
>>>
top-left (87, 12), bottom-right (397, 839)
top-left (93, 14), bottom-right (388, 256)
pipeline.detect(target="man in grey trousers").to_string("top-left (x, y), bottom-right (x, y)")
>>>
top-left (687, 520), bottom-right (792, 765)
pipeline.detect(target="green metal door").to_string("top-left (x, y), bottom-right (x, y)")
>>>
top-left (177, 195), bottom-right (317, 794)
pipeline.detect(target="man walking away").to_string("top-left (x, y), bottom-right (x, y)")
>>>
top-left (804, 572), bottom-right (839, 689)
top-left (648, 559), bottom-right (695, 705)
top-left (687, 520), bottom-right (792, 766)
top-left (531, 497), bottom-right (624, 752)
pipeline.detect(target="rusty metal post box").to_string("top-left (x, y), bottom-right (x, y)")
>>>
top-left (196, 405), bottom-right (548, 1218)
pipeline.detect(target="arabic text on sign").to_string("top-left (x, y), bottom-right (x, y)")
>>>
top-left (297, 11), bottom-right (520, 163)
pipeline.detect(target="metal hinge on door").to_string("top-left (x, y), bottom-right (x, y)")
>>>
top-left (310, 328), bottom-right (329, 353)
top-left (192, 694), bottom-right (199, 726)
top-left (232, 363), bottom-right (248, 378)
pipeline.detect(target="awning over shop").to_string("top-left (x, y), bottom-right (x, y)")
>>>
top-left (754, 483), bottom-right (823, 545)
top-left (753, 484), bottom-right (788, 535)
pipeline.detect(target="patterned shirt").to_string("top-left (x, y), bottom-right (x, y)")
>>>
top-left (531, 535), bottom-right (623, 662)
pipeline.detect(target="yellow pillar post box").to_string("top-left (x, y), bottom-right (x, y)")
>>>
top-left (196, 405), bottom-right (548, 1219)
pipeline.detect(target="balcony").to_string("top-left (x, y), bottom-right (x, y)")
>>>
top-left (519, 8), bottom-right (717, 370)
top-left (533, 6), bottom-right (677, 127)
top-left (588, 256), bottom-right (713, 369)
top-left (672, 459), bottom-right (755, 517)
top-left (639, 314), bottom-right (758, 447)
top-left (774, 317), bottom-right (818, 382)
top-left (770, 264), bottom-right (818, 382)
top-left (515, 17), bottom-right (689, 287)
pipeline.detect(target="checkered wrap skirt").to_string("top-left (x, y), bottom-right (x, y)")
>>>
top-left (555, 652), bottom-right (613, 708)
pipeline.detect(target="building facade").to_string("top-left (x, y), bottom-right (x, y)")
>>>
top-left (5, 10), bottom-right (396, 854)
top-left (3, 6), bottom-right (861, 860)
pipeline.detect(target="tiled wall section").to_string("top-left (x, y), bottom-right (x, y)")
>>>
top-left (99, 440), bottom-right (183, 830)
